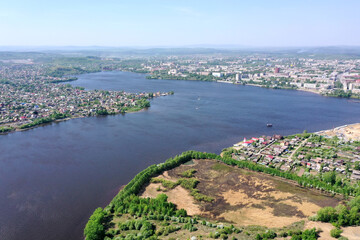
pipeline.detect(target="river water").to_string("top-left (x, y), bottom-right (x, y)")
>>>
top-left (0, 71), bottom-right (359, 240)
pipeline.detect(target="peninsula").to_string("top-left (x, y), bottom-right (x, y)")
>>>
top-left (0, 54), bottom-right (174, 134)
top-left (85, 125), bottom-right (360, 240)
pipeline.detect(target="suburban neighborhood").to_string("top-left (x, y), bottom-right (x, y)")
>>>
top-left (229, 127), bottom-right (360, 182)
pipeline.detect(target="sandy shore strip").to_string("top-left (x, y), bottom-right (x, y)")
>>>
top-left (315, 123), bottom-right (360, 141)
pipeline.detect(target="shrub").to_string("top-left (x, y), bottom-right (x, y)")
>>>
top-left (330, 228), bottom-right (343, 238)
top-left (181, 169), bottom-right (197, 178)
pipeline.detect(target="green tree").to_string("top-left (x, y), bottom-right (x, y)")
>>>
top-left (323, 171), bottom-right (336, 185)
top-left (84, 208), bottom-right (105, 240)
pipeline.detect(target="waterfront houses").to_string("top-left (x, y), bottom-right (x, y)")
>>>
top-left (231, 132), bottom-right (360, 181)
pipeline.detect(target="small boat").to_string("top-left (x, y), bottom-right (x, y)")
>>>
top-left (267, 123), bottom-right (273, 127)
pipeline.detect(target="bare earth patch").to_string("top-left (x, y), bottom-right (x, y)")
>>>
top-left (341, 226), bottom-right (360, 240)
top-left (220, 207), bottom-right (303, 228)
top-left (305, 221), bottom-right (335, 240)
top-left (305, 220), bottom-right (360, 240)
top-left (222, 189), bottom-right (262, 206)
top-left (281, 199), bottom-right (320, 216)
top-left (141, 183), bottom-right (202, 216)
top-left (297, 168), bottom-right (305, 177)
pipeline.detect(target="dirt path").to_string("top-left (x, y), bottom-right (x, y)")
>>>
top-left (288, 138), bottom-right (308, 161)
top-left (257, 140), bottom-right (276, 154)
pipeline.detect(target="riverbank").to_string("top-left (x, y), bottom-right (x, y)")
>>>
top-left (149, 75), bottom-right (348, 99)
top-left (242, 82), bottom-right (360, 99)
top-left (233, 81), bottom-right (333, 96)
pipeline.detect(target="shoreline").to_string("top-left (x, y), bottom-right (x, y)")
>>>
top-left (235, 82), bottom-right (325, 96)
top-left (1, 71), bottom-right (175, 135)
top-left (0, 107), bottom-right (149, 136)
top-left (73, 69), bottom-right (359, 100)
top-left (156, 76), bottom-right (357, 99)
top-left (315, 122), bottom-right (360, 141)
top-left (235, 82), bottom-right (360, 99)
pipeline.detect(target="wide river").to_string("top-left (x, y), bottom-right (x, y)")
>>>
top-left (1, 71), bottom-right (360, 240)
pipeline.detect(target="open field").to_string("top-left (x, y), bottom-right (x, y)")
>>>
top-left (140, 159), bottom-right (341, 228)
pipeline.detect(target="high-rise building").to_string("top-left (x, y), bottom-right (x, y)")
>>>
top-left (274, 67), bottom-right (280, 73)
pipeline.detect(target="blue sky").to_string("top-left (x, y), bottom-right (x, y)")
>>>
top-left (0, 0), bottom-right (359, 47)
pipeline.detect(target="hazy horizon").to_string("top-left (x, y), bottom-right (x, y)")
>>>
top-left (1, 0), bottom-right (360, 47)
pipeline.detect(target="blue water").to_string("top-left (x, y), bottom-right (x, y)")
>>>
top-left (0, 71), bottom-right (359, 240)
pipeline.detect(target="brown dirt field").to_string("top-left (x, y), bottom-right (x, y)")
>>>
top-left (220, 207), bottom-right (303, 228)
top-left (140, 183), bottom-right (202, 216)
top-left (139, 159), bottom-right (341, 228)
top-left (222, 189), bottom-right (262, 205)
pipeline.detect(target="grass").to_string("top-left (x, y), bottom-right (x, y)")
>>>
top-left (178, 178), bottom-right (199, 189)
top-left (181, 169), bottom-right (197, 178)
top-left (191, 189), bottom-right (214, 202)
top-left (150, 178), bottom-right (178, 189)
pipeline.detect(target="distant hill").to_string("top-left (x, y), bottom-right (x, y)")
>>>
top-left (1, 46), bottom-right (360, 58)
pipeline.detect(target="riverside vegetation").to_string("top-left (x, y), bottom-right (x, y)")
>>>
top-left (84, 140), bottom-right (360, 240)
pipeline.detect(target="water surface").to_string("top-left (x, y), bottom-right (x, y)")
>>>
top-left (0, 71), bottom-right (359, 240)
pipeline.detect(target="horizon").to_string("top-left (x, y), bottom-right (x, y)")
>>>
top-left (1, 0), bottom-right (360, 47)
top-left (1, 44), bottom-right (360, 51)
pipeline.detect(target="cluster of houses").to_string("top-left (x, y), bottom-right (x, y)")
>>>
top-left (0, 81), bottom-right (155, 128)
top-left (132, 54), bottom-right (360, 96)
top-left (232, 134), bottom-right (294, 166)
top-left (0, 64), bottom-right (164, 129)
top-left (232, 134), bottom-right (360, 180)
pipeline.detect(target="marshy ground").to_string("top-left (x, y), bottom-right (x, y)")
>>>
top-left (141, 159), bottom-right (341, 228)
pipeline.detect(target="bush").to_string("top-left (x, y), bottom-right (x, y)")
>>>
top-left (181, 169), bottom-right (197, 178)
top-left (289, 228), bottom-right (318, 240)
top-left (330, 228), bottom-right (343, 238)
top-left (255, 230), bottom-right (277, 239)
top-left (317, 207), bottom-right (337, 222)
